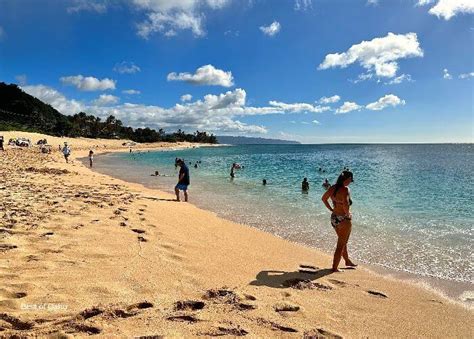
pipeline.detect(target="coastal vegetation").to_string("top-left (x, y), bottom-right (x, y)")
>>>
top-left (0, 82), bottom-right (218, 144)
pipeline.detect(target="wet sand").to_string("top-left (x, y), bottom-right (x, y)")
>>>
top-left (0, 131), bottom-right (472, 337)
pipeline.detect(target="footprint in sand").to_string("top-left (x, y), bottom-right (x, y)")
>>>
top-left (203, 326), bottom-right (249, 336)
top-left (327, 279), bottom-right (348, 288)
top-left (283, 279), bottom-right (332, 291)
top-left (257, 318), bottom-right (298, 333)
top-left (0, 313), bottom-right (35, 330)
top-left (131, 229), bottom-right (146, 234)
top-left (0, 289), bottom-right (27, 299)
top-left (167, 314), bottom-right (200, 323)
top-left (137, 236), bottom-right (148, 242)
top-left (367, 290), bottom-right (388, 298)
top-left (274, 302), bottom-right (300, 312)
top-left (304, 328), bottom-right (342, 339)
top-left (175, 300), bottom-right (205, 311)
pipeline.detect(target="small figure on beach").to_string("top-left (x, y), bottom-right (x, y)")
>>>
top-left (0, 136), bottom-right (4, 151)
top-left (152, 170), bottom-right (160, 176)
top-left (322, 178), bottom-right (330, 190)
top-left (302, 177), bottom-right (309, 191)
top-left (321, 170), bottom-right (357, 272)
top-left (62, 142), bottom-right (71, 163)
top-left (129, 148), bottom-right (132, 153)
top-left (194, 163), bottom-right (198, 169)
top-left (175, 159), bottom-right (190, 202)
top-left (230, 163), bottom-right (236, 178)
top-left (262, 179), bottom-right (267, 185)
top-left (88, 149), bottom-right (94, 168)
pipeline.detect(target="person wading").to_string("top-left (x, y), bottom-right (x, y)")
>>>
top-left (321, 170), bottom-right (357, 272)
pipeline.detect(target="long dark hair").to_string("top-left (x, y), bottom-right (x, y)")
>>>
top-left (333, 170), bottom-right (353, 196)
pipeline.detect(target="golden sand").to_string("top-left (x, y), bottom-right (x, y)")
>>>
top-left (0, 131), bottom-right (472, 337)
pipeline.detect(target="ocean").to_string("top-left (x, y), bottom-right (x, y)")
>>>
top-left (90, 144), bottom-right (473, 304)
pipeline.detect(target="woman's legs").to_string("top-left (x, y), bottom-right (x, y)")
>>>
top-left (332, 220), bottom-right (352, 272)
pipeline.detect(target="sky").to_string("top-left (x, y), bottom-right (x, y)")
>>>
top-left (0, 0), bottom-right (473, 143)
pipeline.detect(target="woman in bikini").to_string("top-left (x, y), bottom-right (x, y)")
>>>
top-left (321, 170), bottom-right (357, 272)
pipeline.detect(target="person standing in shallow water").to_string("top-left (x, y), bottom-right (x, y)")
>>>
top-left (321, 170), bottom-right (357, 272)
top-left (88, 150), bottom-right (94, 168)
top-left (301, 177), bottom-right (309, 191)
top-left (175, 159), bottom-right (190, 202)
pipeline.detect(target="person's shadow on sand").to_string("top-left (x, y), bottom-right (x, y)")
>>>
top-left (249, 268), bottom-right (333, 289)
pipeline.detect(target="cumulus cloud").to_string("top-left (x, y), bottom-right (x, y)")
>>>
top-left (335, 102), bottom-right (362, 114)
top-left (318, 95), bottom-right (340, 104)
top-left (269, 101), bottom-right (330, 113)
top-left (21, 83), bottom-right (342, 135)
top-left (459, 72), bottom-right (474, 79)
top-left (60, 75), bottom-right (116, 91)
top-left (113, 61), bottom-right (141, 74)
top-left (22, 85), bottom-right (85, 115)
top-left (93, 94), bottom-right (120, 106)
top-left (167, 64), bottom-right (234, 87)
top-left (443, 68), bottom-right (452, 79)
top-left (122, 89), bottom-right (141, 95)
top-left (67, 0), bottom-right (108, 13)
top-left (318, 32), bottom-right (423, 78)
top-left (294, 0), bottom-right (312, 10)
top-left (259, 21), bottom-right (281, 36)
top-left (417, 0), bottom-right (474, 20)
top-left (133, 0), bottom-right (231, 38)
top-left (366, 94), bottom-right (405, 110)
top-left (312, 119), bottom-right (320, 124)
top-left (367, 0), bottom-right (379, 5)
top-left (386, 73), bottom-right (413, 84)
top-left (181, 94), bottom-right (193, 102)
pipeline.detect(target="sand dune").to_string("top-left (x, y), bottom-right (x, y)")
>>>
top-left (0, 132), bottom-right (472, 337)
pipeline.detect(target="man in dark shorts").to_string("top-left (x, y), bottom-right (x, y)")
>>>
top-left (175, 159), bottom-right (190, 202)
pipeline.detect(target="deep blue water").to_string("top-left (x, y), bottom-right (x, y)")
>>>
top-left (96, 144), bottom-right (473, 286)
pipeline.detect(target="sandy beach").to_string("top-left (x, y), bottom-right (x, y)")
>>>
top-left (0, 132), bottom-right (472, 338)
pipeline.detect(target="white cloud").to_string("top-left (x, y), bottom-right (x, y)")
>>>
top-left (367, 0), bottom-right (379, 5)
top-left (133, 0), bottom-right (231, 38)
top-left (122, 89), bottom-right (141, 95)
top-left (318, 95), bottom-right (340, 104)
top-left (335, 101), bottom-right (362, 114)
top-left (93, 94), bottom-right (120, 106)
top-left (60, 75), bottom-right (116, 91)
top-left (366, 94), bottom-right (405, 110)
top-left (319, 32), bottom-right (423, 78)
top-left (181, 94), bottom-right (193, 102)
top-left (15, 74), bottom-right (27, 86)
top-left (268, 101), bottom-right (330, 113)
top-left (167, 64), bottom-right (234, 87)
top-left (67, 0), bottom-right (108, 13)
top-left (22, 85), bottom-right (85, 115)
top-left (386, 73), bottom-right (413, 84)
top-left (459, 72), bottom-right (474, 79)
top-left (113, 61), bottom-right (141, 74)
top-left (443, 68), bottom-right (452, 79)
top-left (294, 0), bottom-right (312, 11)
top-left (259, 21), bottom-right (281, 37)
top-left (312, 119), bottom-right (320, 124)
top-left (417, 0), bottom-right (474, 20)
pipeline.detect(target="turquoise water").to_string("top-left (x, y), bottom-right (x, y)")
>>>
top-left (95, 144), bottom-right (473, 289)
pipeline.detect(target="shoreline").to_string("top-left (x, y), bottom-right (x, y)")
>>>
top-left (1, 131), bottom-right (472, 337)
top-left (88, 150), bottom-right (473, 308)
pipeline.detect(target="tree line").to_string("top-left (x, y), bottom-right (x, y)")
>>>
top-left (0, 83), bottom-right (218, 144)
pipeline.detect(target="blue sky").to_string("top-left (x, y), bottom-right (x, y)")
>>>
top-left (0, 0), bottom-right (473, 143)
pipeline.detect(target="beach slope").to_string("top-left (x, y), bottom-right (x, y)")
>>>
top-left (0, 132), bottom-right (471, 337)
